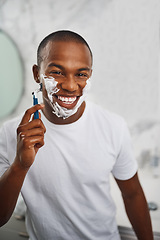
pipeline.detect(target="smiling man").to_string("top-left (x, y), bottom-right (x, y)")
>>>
top-left (0, 30), bottom-right (153, 240)
top-left (33, 34), bottom-right (92, 124)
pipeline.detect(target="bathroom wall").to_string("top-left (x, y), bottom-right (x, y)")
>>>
top-left (0, 0), bottom-right (160, 126)
top-left (0, 0), bottom-right (160, 231)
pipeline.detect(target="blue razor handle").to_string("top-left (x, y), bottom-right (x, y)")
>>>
top-left (32, 93), bottom-right (39, 119)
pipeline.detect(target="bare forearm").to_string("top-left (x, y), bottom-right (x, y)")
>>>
top-left (0, 159), bottom-right (28, 226)
top-left (123, 192), bottom-right (153, 240)
top-left (0, 105), bottom-right (45, 227)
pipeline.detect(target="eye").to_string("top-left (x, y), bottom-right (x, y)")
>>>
top-left (76, 73), bottom-right (88, 78)
top-left (50, 71), bottom-right (62, 75)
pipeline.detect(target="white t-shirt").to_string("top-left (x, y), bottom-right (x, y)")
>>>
top-left (0, 101), bottom-right (137, 240)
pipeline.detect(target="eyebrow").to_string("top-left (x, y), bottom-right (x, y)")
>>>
top-left (48, 63), bottom-right (91, 72)
top-left (48, 63), bottom-right (64, 70)
top-left (78, 67), bottom-right (91, 72)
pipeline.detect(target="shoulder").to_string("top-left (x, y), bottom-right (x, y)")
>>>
top-left (86, 101), bottom-right (130, 157)
top-left (1, 115), bottom-right (22, 137)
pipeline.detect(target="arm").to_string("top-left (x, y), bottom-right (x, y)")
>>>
top-left (115, 173), bottom-right (153, 240)
top-left (0, 104), bottom-right (45, 226)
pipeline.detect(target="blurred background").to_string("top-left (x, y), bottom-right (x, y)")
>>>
top-left (0, 0), bottom-right (160, 237)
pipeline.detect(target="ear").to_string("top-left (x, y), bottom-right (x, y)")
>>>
top-left (32, 64), bottom-right (40, 83)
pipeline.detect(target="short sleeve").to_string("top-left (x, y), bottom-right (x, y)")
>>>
top-left (0, 126), bottom-right (10, 177)
top-left (112, 121), bottom-right (138, 180)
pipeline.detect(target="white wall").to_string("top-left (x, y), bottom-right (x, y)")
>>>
top-left (0, 0), bottom-right (160, 127)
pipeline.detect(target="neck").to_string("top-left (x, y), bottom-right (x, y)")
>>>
top-left (42, 101), bottom-right (86, 125)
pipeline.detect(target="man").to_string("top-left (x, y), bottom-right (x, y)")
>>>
top-left (0, 30), bottom-right (153, 240)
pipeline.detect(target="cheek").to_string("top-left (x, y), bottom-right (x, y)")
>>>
top-left (42, 85), bottom-right (48, 101)
top-left (78, 80), bottom-right (88, 92)
top-left (43, 77), bottom-right (59, 94)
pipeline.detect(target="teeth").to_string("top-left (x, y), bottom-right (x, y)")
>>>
top-left (58, 96), bottom-right (77, 104)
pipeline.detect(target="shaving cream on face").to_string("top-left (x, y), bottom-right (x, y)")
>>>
top-left (41, 74), bottom-right (59, 102)
top-left (40, 74), bottom-right (91, 119)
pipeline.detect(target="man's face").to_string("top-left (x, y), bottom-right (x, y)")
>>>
top-left (39, 41), bottom-right (92, 110)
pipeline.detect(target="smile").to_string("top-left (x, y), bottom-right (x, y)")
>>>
top-left (57, 96), bottom-right (77, 105)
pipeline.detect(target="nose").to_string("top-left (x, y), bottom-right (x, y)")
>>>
top-left (61, 75), bottom-right (79, 92)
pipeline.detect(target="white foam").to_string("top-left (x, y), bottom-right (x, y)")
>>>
top-left (40, 74), bottom-right (91, 119)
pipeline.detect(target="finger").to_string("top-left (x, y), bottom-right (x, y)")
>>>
top-left (17, 118), bottom-right (46, 135)
top-left (20, 118), bottom-right (45, 131)
top-left (19, 104), bottom-right (44, 125)
top-left (18, 128), bottom-right (45, 139)
top-left (20, 135), bottom-right (45, 149)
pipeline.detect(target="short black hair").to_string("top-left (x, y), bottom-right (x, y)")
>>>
top-left (37, 30), bottom-right (93, 67)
